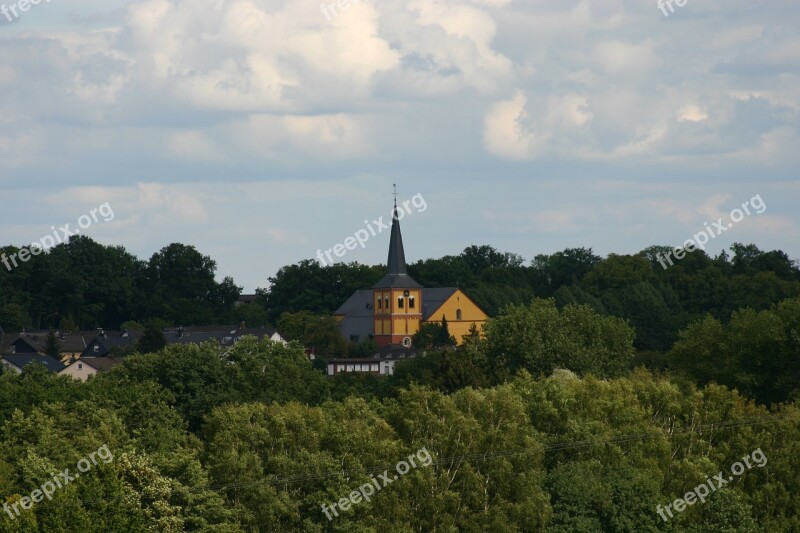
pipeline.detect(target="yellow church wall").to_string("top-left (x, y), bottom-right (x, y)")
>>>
top-left (390, 289), bottom-right (421, 315)
top-left (424, 289), bottom-right (487, 344)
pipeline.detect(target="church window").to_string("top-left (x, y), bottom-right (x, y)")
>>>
top-left (456, 309), bottom-right (462, 320)
top-left (409, 296), bottom-right (415, 309)
top-left (398, 297), bottom-right (404, 309)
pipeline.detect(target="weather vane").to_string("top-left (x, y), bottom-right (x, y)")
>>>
top-left (393, 183), bottom-right (398, 206)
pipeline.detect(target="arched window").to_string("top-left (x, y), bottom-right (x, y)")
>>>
top-left (409, 296), bottom-right (416, 309)
top-left (402, 337), bottom-right (412, 347)
top-left (398, 297), bottom-right (404, 309)
top-left (456, 309), bottom-right (462, 320)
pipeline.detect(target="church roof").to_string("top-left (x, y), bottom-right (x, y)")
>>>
top-left (420, 287), bottom-right (458, 320)
top-left (334, 290), bottom-right (375, 342)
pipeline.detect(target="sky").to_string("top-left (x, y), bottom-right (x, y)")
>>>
top-left (1, 0), bottom-right (798, 292)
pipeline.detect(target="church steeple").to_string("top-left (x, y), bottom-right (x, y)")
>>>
top-left (387, 197), bottom-right (408, 275)
top-left (372, 186), bottom-right (423, 349)
top-left (373, 186), bottom-right (421, 289)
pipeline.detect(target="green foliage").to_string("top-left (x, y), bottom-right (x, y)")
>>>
top-left (484, 298), bottom-right (636, 380)
top-left (531, 247), bottom-right (602, 296)
top-left (0, 333), bottom-right (795, 530)
top-left (134, 322), bottom-right (167, 355)
top-left (3, 235), bottom-right (800, 530)
top-left (390, 347), bottom-right (488, 393)
top-left (669, 296), bottom-right (800, 405)
top-left (276, 311), bottom-right (348, 357)
top-left (0, 237), bottom-right (242, 330)
top-left (231, 301), bottom-right (270, 328)
top-left (411, 320), bottom-right (455, 350)
top-left (44, 329), bottom-right (61, 358)
top-left (259, 260), bottom-right (383, 322)
top-left (0, 304), bottom-right (30, 332)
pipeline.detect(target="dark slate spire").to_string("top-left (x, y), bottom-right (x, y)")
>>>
top-left (373, 187), bottom-right (421, 289)
top-left (387, 200), bottom-right (407, 275)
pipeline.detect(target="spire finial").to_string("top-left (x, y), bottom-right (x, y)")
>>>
top-left (392, 183), bottom-right (398, 208)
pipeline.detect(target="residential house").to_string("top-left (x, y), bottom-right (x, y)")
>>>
top-left (59, 357), bottom-right (125, 382)
top-left (1, 354), bottom-right (65, 374)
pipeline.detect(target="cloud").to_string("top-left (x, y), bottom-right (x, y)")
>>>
top-left (0, 0), bottom-right (798, 288)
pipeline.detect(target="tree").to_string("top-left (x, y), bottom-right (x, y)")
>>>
top-left (232, 301), bottom-right (270, 328)
top-left (135, 323), bottom-right (167, 355)
top-left (45, 329), bottom-right (61, 358)
top-left (259, 260), bottom-right (383, 322)
top-left (437, 316), bottom-right (455, 346)
top-left (390, 347), bottom-right (488, 393)
top-left (0, 303), bottom-right (30, 332)
top-left (277, 311), bottom-right (348, 357)
top-left (530, 247), bottom-right (602, 295)
top-left (484, 299), bottom-right (636, 380)
top-left (412, 321), bottom-right (455, 350)
top-left (582, 254), bottom-right (655, 293)
top-left (669, 296), bottom-right (800, 405)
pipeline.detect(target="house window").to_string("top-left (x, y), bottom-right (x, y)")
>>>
top-left (456, 309), bottom-right (462, 320)
top-left (78, 364), bottom-right (83, 370)
top-left (93, 345), bottom-right (99, 353)
top-left (409, 296), bottom-right (415, 309)
top-left (398, 297), bottom-right (404, 309)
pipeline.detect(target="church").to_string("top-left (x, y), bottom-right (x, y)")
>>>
top-left (329, 198), bottom-right (488, 375)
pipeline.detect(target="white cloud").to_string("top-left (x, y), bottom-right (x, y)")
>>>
top-left (0, 0), bottom-right (798, 286)
top-left (678, 105), bottom-right (709, 122)
top-left (483, 91), bottom-right (543, 160)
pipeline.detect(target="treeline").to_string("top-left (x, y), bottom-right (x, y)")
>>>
top-left (0, 236), bottom-right (244, 331)
top-left (2, 237), bottom-right (798, 356)
top-left (263, 243), bottom-right (800, 352)
top-left (0, 334), bottom-right (797, 531)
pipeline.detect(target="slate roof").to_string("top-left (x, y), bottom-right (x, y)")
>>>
top-left (164, 326), bottom-right (283, 346)
top-left (420, 287), bottom-right (458, 320)
top-left (373, 208), bottom-right (422, 289)
top-left (2, 331), bottom-right (121, 355)
top-left (334, 290), bottom-right (375, 342)
top-left (79, 357), bottom-right (125, 372)
top-left (82, 335), bottom-right (138, 358)
top-left (1, 354), bottom-right (65, 373)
